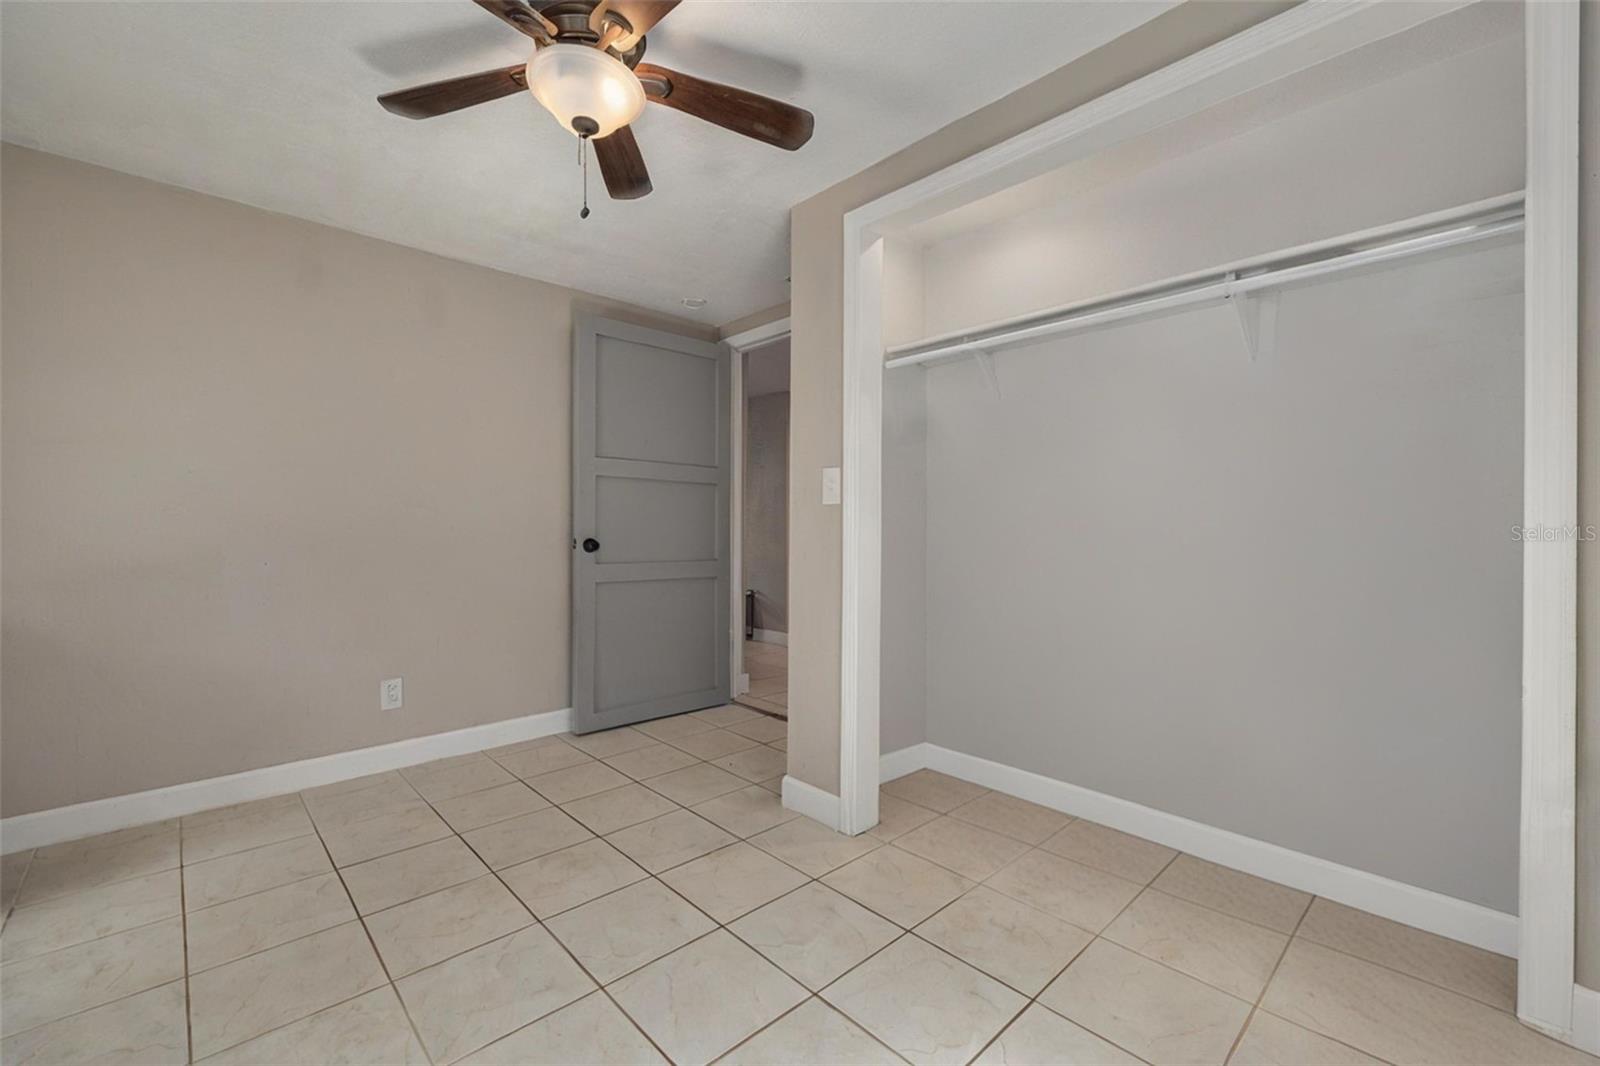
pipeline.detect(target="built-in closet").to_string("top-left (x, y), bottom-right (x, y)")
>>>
top-left (877, 2), bottom-right (1526, 916)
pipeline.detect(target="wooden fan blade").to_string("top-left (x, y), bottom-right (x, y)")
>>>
top-left (590, 0), bottom-right (679, 47)
top-left (378, 65), bottom-right (527, 119)
top-left (635, 64), bottom-right (813, 150)
top-left (473, 0), bottom-right (556, 41)
top-left (592, 126), bottom-right (652, 199)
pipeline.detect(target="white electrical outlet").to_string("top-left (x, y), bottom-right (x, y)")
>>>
top-left (381, 678), bottom-right (403, 711)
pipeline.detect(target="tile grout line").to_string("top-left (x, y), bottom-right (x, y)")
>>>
top-left (0, 850), bottom-right (38, 929)
top-left (4, 856), bottom-right (183, 913)
top-left (713, 992), bottom-right (910, 1065)
top-left (406, 742), bottom-right (720, 1056)
top-left (403, 756), bottom-right (681, 1066)
top-left (11, 736), bottom-right (1528, 1066)
top-left (116, 800), bottom-right (812, 1049)
top-left (1249, 898), bottom-right (1404, 1066)
top-left (182, 841), bottom-right (329, 913)
top-left (178, 797), bottom-right (390, 1061)
top-left (1219, 872), bottom-right (1311, 1065)
top-left (0, 788), bottom-right (1148, 1063)
top-left (177, 821), bottom-right (194, 1065)
top-left (2, 899), bottom-right (184, 968)
top-left (914, 780), bottom-right (1527, 1017)
top-left (409, 792), bottom-right (547, 1064)
top-left (0, 849), bottom-right (189, 1046)
top-left (180, 887), bottom-right (375, 978)
top-left (961, 846), bottom-right (1184, 1066)
top-left (1, 746), bottom-right (625, 1055)
top-left (0, 978), bottom-right (195, 1050)
top-left (7, 841), bottom-right (216, 932)
top-left (0, 788), bottom-right (1455, 1065)
top-left (299, 788), bottom-right (438, 1066)
top-left (370, 766), bottom-right (570, 1063)
top-left (437, 729), bottom-right (877, 1062)
top-left (1287, 920), bottom-right (1521, 1017)
top-left (742, 817), bottom-right (1023, 1050)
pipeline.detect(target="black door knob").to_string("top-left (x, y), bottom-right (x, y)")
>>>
top-left (582, 538), bottom-right (600, 553)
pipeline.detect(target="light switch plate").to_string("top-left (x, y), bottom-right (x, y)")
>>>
top-left (821, 466), bottom-right (841, 505)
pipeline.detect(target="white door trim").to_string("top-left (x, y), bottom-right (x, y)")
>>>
top-left (1516, 0), bottom-right (1581, 1039)
top-left (723, 316), bottom-right (794, 353)
top-left (838, 0), bottom-right (1580, 1037)
top-left (723, 316), bottom-right (792, 699)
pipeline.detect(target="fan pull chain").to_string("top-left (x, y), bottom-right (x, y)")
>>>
top-left (578, 136), bottom-right (591, 220)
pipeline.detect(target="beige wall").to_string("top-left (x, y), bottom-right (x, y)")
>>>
top-left (784, 1), bottom-right (1293, 796)
top-left (0, 145), bottom-right (712, 816)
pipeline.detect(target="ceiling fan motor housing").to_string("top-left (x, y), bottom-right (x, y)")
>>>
top-left (536, 1), bottom-right (646, 65)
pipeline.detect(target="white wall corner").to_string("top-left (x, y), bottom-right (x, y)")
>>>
top-left (780, 774), bottom-right (842, 831)
top-left (0, 707), bottom-right (573, 854)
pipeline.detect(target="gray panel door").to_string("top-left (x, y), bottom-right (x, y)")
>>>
top-left (572, 314), bottom-right (730, 734)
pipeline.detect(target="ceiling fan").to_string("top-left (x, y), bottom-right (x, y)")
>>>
top-left (378, 0), bottom-right (815, 210)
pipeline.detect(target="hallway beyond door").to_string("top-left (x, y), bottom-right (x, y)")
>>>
top-left (738, 640), bottom-right (787, 718)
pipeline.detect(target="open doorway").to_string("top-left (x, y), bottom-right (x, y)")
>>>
top-left (735, 336), bottom-right (790, 718)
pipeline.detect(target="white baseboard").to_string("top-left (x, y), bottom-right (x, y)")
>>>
top-left (877, 742), bottom-right (1517, 958)
top-left (751, 629), bottom-right (788, 647)
top-left (0, 707), bottom-right (572, 854)
top-left (781, 775), bottom-right (840, 830)
top-left (1571, 985), bottom-right (1600, 1056)
top-left (879, 742), bottom-right (930, 784)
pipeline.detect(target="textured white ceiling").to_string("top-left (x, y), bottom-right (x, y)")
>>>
top-left (0, 1), bottom-right (1171, 325)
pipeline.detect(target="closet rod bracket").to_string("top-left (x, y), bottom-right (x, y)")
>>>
top-left (1224, 273), bottom-right (1278, 362)
top-left (970, 348), bottom-right (1002, 399)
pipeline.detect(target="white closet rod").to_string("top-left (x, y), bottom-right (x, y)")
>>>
top-left (884, 194), bottom-right (1525, 371)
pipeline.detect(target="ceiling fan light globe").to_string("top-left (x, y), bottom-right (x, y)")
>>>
top-left (526, 43), bottom-right (645, 139)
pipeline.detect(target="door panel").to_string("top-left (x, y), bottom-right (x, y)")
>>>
top-left (595, 476), bottom-right (719, 564)
top-left (573, 316), bottom-right (730, 733)
top-left (595, 577), bottom-right (721, 713)
top-left (595, 335), bottom-right (721, 466)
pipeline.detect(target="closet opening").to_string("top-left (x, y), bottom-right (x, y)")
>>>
top-left (833, 0), bottom-right (1581, 1037)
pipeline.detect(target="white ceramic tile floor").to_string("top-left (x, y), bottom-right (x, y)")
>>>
top-left (0, 723), bottom-right (1591, 1066)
